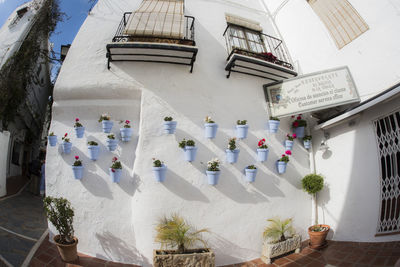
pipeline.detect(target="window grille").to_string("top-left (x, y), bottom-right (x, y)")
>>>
top-left (374, 110), bottom-right (400, 236)
top-left (227, 25), bottom-right (266, 54)
top-left (307, 0), bottom-right (369, 49)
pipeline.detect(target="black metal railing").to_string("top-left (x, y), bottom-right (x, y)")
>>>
top-left (223, 25), bottom-right (293, 70)
top-left (112, 12), bottom-right (196, 46)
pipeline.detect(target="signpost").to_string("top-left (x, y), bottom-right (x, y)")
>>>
top-left (263, 66), bottom-right (360, 118)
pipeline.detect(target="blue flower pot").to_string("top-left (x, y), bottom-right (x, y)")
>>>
top-left (62, 142), bottom-right (72, 154)
top-left (268, 120), bottom-right (280, 133)
top-left (72, 165), bottom-right (84, 180)
top-left (226, 149), bottom-right (240, 164)
top-left (109, 168), bottom-right (122, 183)
top-left (276, 161), bottom-right (287, 174)
top-left (183, 146), bottom-right (197, 162)
top-left (245, 168), bottom-right (257, 182)
top-left (48, 135), bottom-right (57, 147)
top-left (204, 123), bottom-right (218, 139)
top-left (74, 127), bottom-right (85, 138)
top-left (106, 138), bottom-right (118, 151)
top-left (206, 170), bottom-right (220, 185)
top-left (120, 127), bottom-right (133, 142)
top-left (284, 140), bottom-right (294, 151)
top-left (304, 140), bottom-right (311, 149)
top-left (294, 126), bottom-right (305, 139)
top-left (257, 148), bottom-right (269, 162)
top-left (88, 145), bottom-right (100, 161)
top-left (163, 121), bottom-right (177, 134)
top-left (102, 120), bottom-right (113, 133)
top-left (153, 165), bottom-right (167, 182)
top-left (236, 125), bottom-right (249, 139)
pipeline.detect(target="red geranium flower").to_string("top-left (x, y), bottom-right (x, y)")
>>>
top-left (291, 115), bottom-right (295, 118)
top-left (112, 157), bottom-right (118, 162)
top-left (292, 133), bottom-right (297, 138)
top-left (285, 150), bottom-right (292, 155)
top-left (293, 121), bottom-right (299, 127)
top-left (125, 120), bottom-right (130, 124)
top-left (111, 168), bottom-right (115, 173)
top-left (75, 118), bottom-right (79, 122)
top-left (75, 156), bottom-right (79, 160)
top-left (297, 116), bottom-right (302, 120)
top-left (64, 133), bottom-right (68, 137)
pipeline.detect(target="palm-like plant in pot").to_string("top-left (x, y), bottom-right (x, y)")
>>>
top-left (43, 196), bottom-right (78, 262)
top-left (261, 218), bottom-right (301, 264)
top-left (301, 174), bottom-right (329, 249)
top-left (153, 214), bottom-right (215, 267)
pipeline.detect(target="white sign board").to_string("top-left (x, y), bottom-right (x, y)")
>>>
top-left (264, 66), bottom-right (360, 118)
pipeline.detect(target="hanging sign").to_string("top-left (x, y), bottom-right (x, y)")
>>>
top-left (263, 66), bottom-right (360, 118)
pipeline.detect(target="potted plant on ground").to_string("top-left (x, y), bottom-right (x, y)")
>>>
top-left (99, 113), bottom-right (113, 133)
top-left (120, 120), bottom-right (133, 142)
top-left (61, 133), bottom-right (72, 154)
top-left (206, 158), bottom-right (220, 185)
top-left (48, 132), bottom-right (57, 147)
top-left (72, 156), bottom-right (83, 180)
top-left (106, 134), bottom-right (118, 151)
top-left (226, 137), bottom-right (239, 163)
top-left (292, 115), bottom-right (307, 138)
top-left (153, 214), bottom-right (214, 267)
top-left (301, 174), bottom-right (329, 249)
top-left (87, 141), bottom-right (100, 161)
top-left (74, 118), bottom-right (84, 138)
top-left (163, 116), bottom-right (177, 134)
top-left (285, 133), bottom-right (296, 151)
top-left (43, 196), bottom-right (78, 262)
top-left (261, 217), bottom-right (301, 264)
top-left (204, 116), bottom-right (218, 139)
top-left (276, 150), bottom-right (291, 174)
top-left (236, 120), bottom-right (249, 139)
top-left (268, 116), bottom-right (280, 133)
top-left (179, 139), bottom-right (197, 162)
top-left (257, 138), bottom-right (269, 162)
top-left (303, 135), bottom-right (312, 149)
top-left (153, 158), bottom-right (167, 182)
top-left (244, 165), bottom-right (257, 182)
top-left (109, 157), bottom-right (122, 183)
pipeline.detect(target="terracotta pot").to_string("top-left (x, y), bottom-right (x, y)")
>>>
top-left (308, 224), bottom-right (330, 249)
top-left (53, 235), bottom-right (78, 262)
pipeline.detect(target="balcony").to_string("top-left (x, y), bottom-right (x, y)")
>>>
top-left (106, 12), bottom-right (197, 72)
top-left (223, 24), bottom-right (297, 81)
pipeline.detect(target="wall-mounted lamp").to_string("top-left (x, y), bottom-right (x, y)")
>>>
top-left (319, 131), bottom-right (330, 150)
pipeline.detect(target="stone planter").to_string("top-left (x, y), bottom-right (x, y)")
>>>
top-left (261, 235), bottom-right (301, 264)
top-left (153, 248), bottom-right (215, 267)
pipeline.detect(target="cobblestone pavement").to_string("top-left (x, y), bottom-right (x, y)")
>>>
top-left (0, 184), bottom-right (47, 267)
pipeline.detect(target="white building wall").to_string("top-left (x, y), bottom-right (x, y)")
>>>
top-left (0, 131), bottom-right (10, 197)
top-left (47, 0), bottom-right (312, 265)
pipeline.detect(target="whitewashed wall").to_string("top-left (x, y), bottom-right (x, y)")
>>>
top-left (47, 0), bottom-right (311, 266)
top-left (0, 131), bottom-right (10, 197)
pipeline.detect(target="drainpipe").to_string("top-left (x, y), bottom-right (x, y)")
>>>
top-left (308, 121), bottom-right (318, 226)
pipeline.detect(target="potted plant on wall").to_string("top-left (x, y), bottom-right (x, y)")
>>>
top-left (106, 134), bottom-right (118, 151)
top-left (120, 120), bottom-right (133, 142)
top-left (261, 217), bottom-right (301, 264)
top-left (206, 158), bottom-right (220, 185)
top-left (301, 174), bottom-right (329, 249)
top-left (99, 113), bottom-right (113, 133)
top-left (179, 139), bottom-right (197, 162)
top-left (226, 137), bottom-right (239, 163)
top-left (109, 157), bottom-right (122, 183)
top-left (153, 158), bottom-right (167, 182)
top-left (74, 118), bottom-right (85, 138)
top-left (292, 115), bottom-right (307, 138)
top-left (72, 156), bottom-right (83, 180)
top-left (153, 214), bottom-right (214, 267)
top-left (285, 133), bottom-right (296, 151)
top-left (48, 132), bottom-right (57, 147)
top-left (61, 133), bottom-right (72, 154)
top-left (43, 196), bottom-right (78, 262)
top-left (257, 138), bottom-right (269, 162)
top-left (244, 165), bottom-right (257, 182)
top-left (268, 116), bottom-right (280, 133)
top-left (87, 141), bottom-right (100, 161)
top-left (276, 150), bottom-right (291, 174)
top-left (163, 116), bottom-right (177, 134)
top-left (236, 120), bottom-right (249, 139)
top-left (303, 135), bottom-right (312, 149)
top-left (204, 116), bottom-right (218, 139)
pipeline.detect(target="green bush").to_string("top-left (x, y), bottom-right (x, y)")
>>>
top-left (301, 174), bottom-right (324, 194)
top-left (263, 217), bottom-right (294, 243)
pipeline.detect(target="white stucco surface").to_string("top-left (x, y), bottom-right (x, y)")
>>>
top-left (0, 131), bottom-right (10, 197)
top-left (47, 0), bottom-right (311, 265)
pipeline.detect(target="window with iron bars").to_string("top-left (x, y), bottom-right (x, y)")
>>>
top-left (227, 25), bottom-right (265, 54)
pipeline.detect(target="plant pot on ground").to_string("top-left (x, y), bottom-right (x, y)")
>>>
top-left (261, 218), bottom-right (301, 264)
top-left (43, 196), bottom-right (78, 262)
top-left (302, 174), bottom-right (329, 249)
top-left (153, 214), bottom-right (215, 267)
